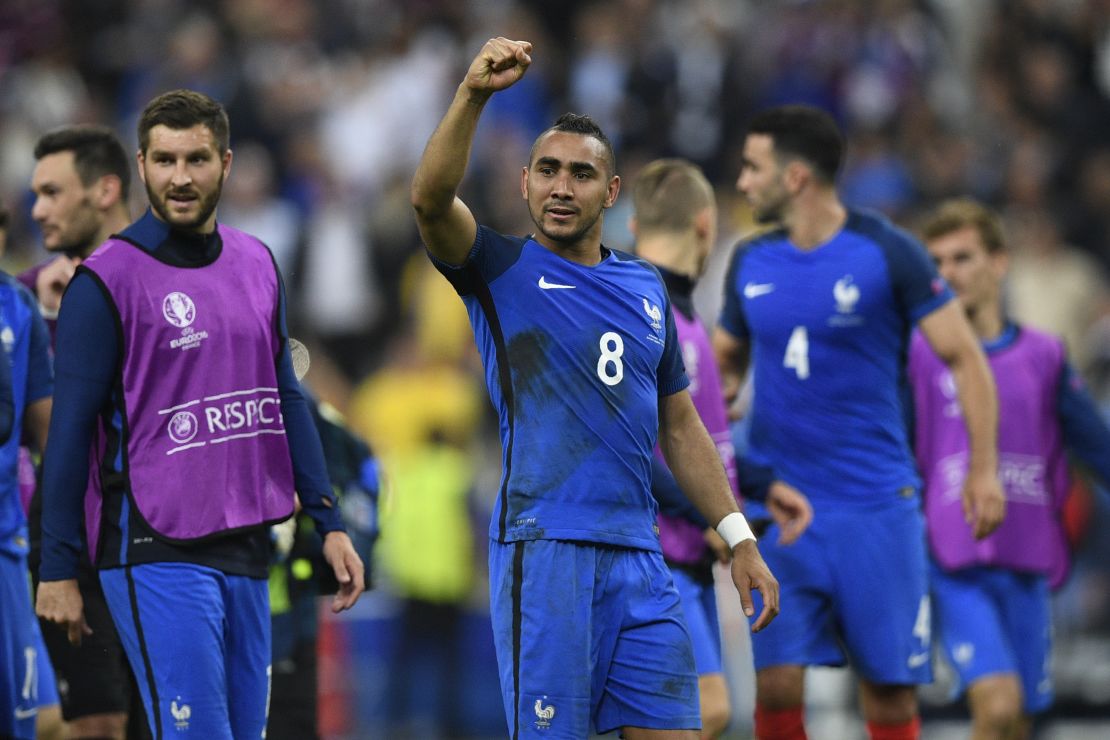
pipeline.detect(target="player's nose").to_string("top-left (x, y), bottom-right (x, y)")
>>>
top-left (31, 196), bottom-right (48, 222)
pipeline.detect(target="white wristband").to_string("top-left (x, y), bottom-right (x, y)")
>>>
top-left (38, 300), bottom-right (59, 320)
top-left (716, 512), bottom-right (756, 549)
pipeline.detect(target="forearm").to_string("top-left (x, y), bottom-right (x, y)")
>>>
top-left (276, 348), bottom-right (344, 535)
top-left (660, 410), bottom-right (741, 527)
top-left (411, 84), bottom-right (489, 218)
top-left (1057, 363), bottom-right (1110, 488)
top-left (40, 373), bottom-right (105, 580)
top-left (952, 349), bottom-right (999, 477)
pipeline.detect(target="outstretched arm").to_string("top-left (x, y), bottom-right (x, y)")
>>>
top-left (411, 37), bottom-right (532, 265)
top-left (918, 300), bottom-right (1004, 539)
top-left (659, 390), bottom-right (779, 631)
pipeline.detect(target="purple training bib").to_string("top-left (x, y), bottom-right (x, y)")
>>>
top-left (80, 224), bottom-right (295, 547)
top-left (909, 327), bottom-right (1071, 586)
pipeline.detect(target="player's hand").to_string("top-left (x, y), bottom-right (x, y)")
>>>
top-left (465, 37), bottom-right (532, 96)
top-left (730, 540), bottom-right (779, 632)
top-left (322, 531), bottom-right (365, 613)
top-left (36, 579), bottom-right (92, 646)
top-left (703, 527), bottom-right (731, 564)
top-left (35, 255), bottom-right (82, 317)
top-left (963, 471), bottom-right (1005, 539)
top-left (766, 481), bottom-right (813, 545)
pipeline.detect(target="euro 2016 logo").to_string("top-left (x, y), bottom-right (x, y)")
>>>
top-left (163, 291), bottom-right (196, 328)
top-left (167, 411), bottom-right (199, 444)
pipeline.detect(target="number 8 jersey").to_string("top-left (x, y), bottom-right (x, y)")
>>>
top-left (430, 225), bottom-right (688, 550)
top-left (718, 209), bottom-right (953, 507)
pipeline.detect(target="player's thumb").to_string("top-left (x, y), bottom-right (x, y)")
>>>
top-left (739, 585), bottom-right (755, 618)
top-left (962, 491), bottom-right (975, 524)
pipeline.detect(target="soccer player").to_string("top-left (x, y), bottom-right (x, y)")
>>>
top-left (26, 124), bottom-right (143, 740)
top-left (713, 105), bottom-right (1005, 740)
top-left (27, 125), bottom-right (134, 332)
top-left (35, 89), bottom-right (365, 739)
top-left (910, 198), bottom-right (1110, 740)
top-left (0, 200), bottom-right (51, 739)
top-left (630, 158), bottom-right (813, 739)
top-left (411, 38), bottom-right (779, 739)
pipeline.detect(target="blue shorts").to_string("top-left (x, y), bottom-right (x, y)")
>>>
top-left (489, 539), bottom-right (700, 737)
top-left (670, 567), bottom-right (723, 676)
top-left (750, 502), bottom-right (932, 685)
top-left (0, 549), bottom-right (38, 738)
top-left (31, 620), bottom-right (59, 708)
top-left (930, 562), bottom-right (1052, 713)
top-left (100, 563), bottom-right (271, 740)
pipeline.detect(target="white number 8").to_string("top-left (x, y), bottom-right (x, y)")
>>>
top-left (597, 331), bottom-right (625, 386)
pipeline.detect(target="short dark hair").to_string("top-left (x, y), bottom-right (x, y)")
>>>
top-left (531, 112), bottom-right (616, 175)
top-left (34, 124), bottom-right (132, 194)
top-left (747, 105), bottom-right (844, 182)
top-left (920, 198), bottom-right (1006, 254)
top-left (138, 89), bottom-right (230, 155)
top-left (632, 159), bottom-right (714, 232)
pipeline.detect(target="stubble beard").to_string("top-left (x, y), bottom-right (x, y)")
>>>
top-left (531, 203), bottom-right (601, 246)
top-left (48, 197), bottom-right (101, 257)
top-left (751, 199), bottom-right (785, 225)
top-left (147, 176), bottom-right (223, 232)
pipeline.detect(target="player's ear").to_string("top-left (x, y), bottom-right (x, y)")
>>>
top-left (604, 174), bottom-right (620, 208)
top-left (694, 207), bottom-right (713, 241)
top-left (520, 166), bottom-right (529, 200)
top-left (991, 250), bottom-right (1010, 280)
top-left (94, 174), bottom-right (123, 209)
top-left (783, 160), bottom-right (808, 194)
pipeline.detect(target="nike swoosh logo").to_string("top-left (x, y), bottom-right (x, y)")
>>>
top-left (743, 282), bottom-right (774, 298)
top-left (538, 276), bottom-right (576, 290)
top-left (14, 707), bottom-right (38, 720)
top-left (907, 652), bottom-right (929, 668)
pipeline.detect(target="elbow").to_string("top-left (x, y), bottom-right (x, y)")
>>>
top-left (410, 176), bottom-right (442, 219)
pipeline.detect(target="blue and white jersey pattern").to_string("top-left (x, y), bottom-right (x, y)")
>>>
top-left (719, 209), bottom-right (952, 507)
top-left (432, 225), bottom-right (688, 551)
top-left (0, 272), bottom-right (51, 552)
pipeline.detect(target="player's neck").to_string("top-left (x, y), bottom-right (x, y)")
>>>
top-left (535, 231), bottom-right (605, 266)
top-left (86, 210), bottom-right (132, 257)
top-left (968, 304), bottom-right (1005, 342)
top-left (635, 232), bottom-right (700, 278)
top-left (786, 192), bottom-right (846, 250)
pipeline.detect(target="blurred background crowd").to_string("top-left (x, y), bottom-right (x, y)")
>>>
top-left (3, 0), bottom-right (1110, 737)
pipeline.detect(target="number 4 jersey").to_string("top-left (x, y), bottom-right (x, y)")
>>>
top-left (429, 225), bottom-right (688, 550)
top-left (718, 209), bottom-right (953, 507)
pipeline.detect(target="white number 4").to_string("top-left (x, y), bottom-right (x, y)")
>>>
top-left (913, 595), bottom-right (931, 646)
top-left (783, 325), bottom-right (810, 379)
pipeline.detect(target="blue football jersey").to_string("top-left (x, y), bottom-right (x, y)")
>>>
top-left (0, 272), bottom-right (53, 551)
top-left (432, 225), bottom-right (688, 550)
top-left (718, 210), bottom-right (952, 506)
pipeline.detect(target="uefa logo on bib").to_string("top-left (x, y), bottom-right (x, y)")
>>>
top-left (167, 410), bottom-right (199, 444)
top-left (163, 291), bottom-right (196, 328)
